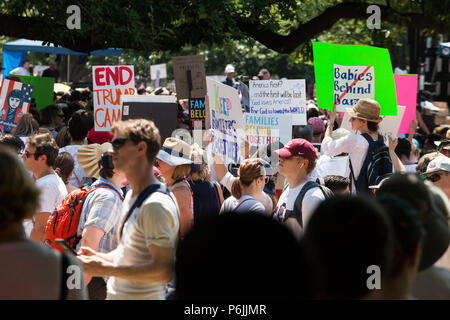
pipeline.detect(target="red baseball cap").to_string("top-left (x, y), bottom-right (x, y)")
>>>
top-left (274, 138), bottom-right (317, 161)
top-left (87, 129), bottom-right (114, 144)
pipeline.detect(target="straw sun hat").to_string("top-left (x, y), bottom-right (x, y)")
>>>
top-left (347, 98), bottom-right (383, 123)
top-left (77, 143), bottom-right (112, 180)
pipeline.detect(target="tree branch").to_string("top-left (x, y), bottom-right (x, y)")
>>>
top-left (235, 2), bottom-right (449, 54)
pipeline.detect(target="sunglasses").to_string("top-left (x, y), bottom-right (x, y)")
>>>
top-left (258, 176), bottom-right (270, 184)
top-left (24, 150), bottom-right (35, 158)
top-left (111, 137), bottom-right (129, 150)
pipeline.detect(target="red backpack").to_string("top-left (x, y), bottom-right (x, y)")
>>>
top-left (45, 184), bottom-right (123, 252)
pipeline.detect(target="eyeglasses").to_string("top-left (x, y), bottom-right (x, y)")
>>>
top-left (426, 173), bottom-right (446, 183)
top-left (111, 137), bottom-right (129, 150)
top-left (24, 150), bottom-right (35, 158)
top-left (259, 176), bottom-right (270, 184)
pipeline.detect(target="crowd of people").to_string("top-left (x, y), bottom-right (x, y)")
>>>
top-left (0, 67), bottom-right (449, 300)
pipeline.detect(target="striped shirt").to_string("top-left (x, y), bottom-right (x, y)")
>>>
top-left (77, 177), bottom-right (124, 253)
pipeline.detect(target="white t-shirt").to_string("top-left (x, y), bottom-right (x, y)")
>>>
top-left (36, 173), bottom-right (68, 213)
top-left (404, 163), bottom-right (417, 173)
top-left (274, 181), bottom-right (325, 240)
top-left (0, 240), bottom-right (87, 299)
top-left (9, 67), bottom-right (30, 75)
top-left (322, 134), bottom-right (388, 193)
top-left (310, 155), bottom-right (350, 180)
top-left (60, 145), bottom-right (90, 187)
top-left (107, 185), bottom-right (180, 300)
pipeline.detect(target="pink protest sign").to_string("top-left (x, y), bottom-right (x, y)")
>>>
top-left (394, 74), bottom-right (418, 134)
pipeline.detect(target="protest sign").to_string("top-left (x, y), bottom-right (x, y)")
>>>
top-left (16, 75), bottom-right (54, 110)
top-left (244, 113), bottom-right (292, 147)
top-left (150, 63), bottom-right (167, 80)
top-left (122, 95), bottom-right (177, 142)
top-left (313, 42), bottom-right (397, 115)
top-left (0, 78), bottom-right (33, 132)
top-left (341, 106), bottom-right (406, 137)
top-left (189, 97), bottom-right (206, 129)
top-left (249, 79), bottom-right (306, 125)
top-left (394, 74), bottom-right (418, 134)
top-left (172, 55), bottom-right (206, 99)
top-left (92, 65), bottom-right (135, 131)
top-left (206, 77), bottom-right (244, 164)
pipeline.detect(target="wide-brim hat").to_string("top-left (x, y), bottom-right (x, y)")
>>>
top-left (77, 142), bottom-right (112, 179)
top-left (346, 98), bottom-right (383, 123)
top-left (156, 137), bottom-right (193, 166)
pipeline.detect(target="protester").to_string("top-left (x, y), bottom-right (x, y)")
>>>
top-left (292, 124), bottom-right (313, 142)
top-left (0, 133), bottom-right (24, 155)
top-left (257, 68), bottom-right (270, 80)
top-left (273, 138), bottom-right (329, 240)
top-left (317, 175), bottom-right (350, 195)
top-left (222, 64), bottom-right (236, 88)
top-left (155, 137), bottom-right (194, 239)
top-left (376, 174), bottom-right (450, 299)
top-left (416, 151), bottom-right (442, 175)
top-left (395, 138), bottom-right (419, 173)
top-left (76, 143), bottom-right (126, 300)
top-left (322, 99), bottom-right (398, 194)
top-left (9, 60), bottom-right (31, 76)
top-left (55, 126), bottom-right (71, 148)
top-left (187, 144), bottom-right (223, 224)
top-left (308, 117), bottom-right (325, 152)
top-left (22, 133), bottom-right (67, 241)
top-left (0, 146), bottom-right (87, 299)
top-left (60, 111), bottom-right (94, 187)
top-left (220, 158), bottom-right (268, 216)
top-left (377, 195), bottom-right (425, 299)
top-left (422, 156), bottom-right (450, 198)
top-left (300, 195), bottom-right (395, 299)
top-left (13, 113), bottom-right (39, 146)
top-left (39, 104), bottom-right (64, 138)
top-left (42, 61), bottom-right (60, 82)
top-left (53, 152), bottom-right (77, 193)
top-left (175, 213), bottom-right (305, 299)
top-left (78, 119), bottom-right (179, 300)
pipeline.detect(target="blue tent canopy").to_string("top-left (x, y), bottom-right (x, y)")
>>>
top-left (2, 38), bottom-right (122, 77)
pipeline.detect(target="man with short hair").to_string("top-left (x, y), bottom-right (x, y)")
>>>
top-left (78, 119), bottom-right (180, 300)
top-left (423, 156), bottom-right (450, 198)
top-left (42, 61), bottom-right (61, 82)
top-left (10, 60), bottom-right (31, 76)
top-left (22, 133), bottom-right (67, 241)
top-left (0, 133), bottom-right (24, 155)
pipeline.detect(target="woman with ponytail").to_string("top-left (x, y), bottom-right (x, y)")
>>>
top-left (219, 158), bottom-right (267, 215)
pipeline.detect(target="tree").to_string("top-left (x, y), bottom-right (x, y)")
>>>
top-left (0, 0), bottom-right (448, 55)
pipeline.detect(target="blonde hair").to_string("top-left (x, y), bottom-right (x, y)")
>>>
top-left (0, 147), bottom-right (39, 228)
top-left (188, 143), bottom-right (210, 181)
top-left (231, 158), bottom-right (264, 199)
top-left (172, 164), bottom-right (192, 181)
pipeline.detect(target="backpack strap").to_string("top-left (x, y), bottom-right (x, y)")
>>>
top-left (92, 183), bottom-right (124, 201)
top-left (232, 198), bottom-right (253, 214)
top-left (119, 184), bottom-right (175, 239)
top-left (286, 181), bottom-right (321, 228)
top-left (60, 252), bottom-right (69, 300)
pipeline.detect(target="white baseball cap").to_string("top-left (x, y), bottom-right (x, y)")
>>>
top-left (424, 156), bottom-right (450, 176)
top-left (225, 64), bottom-right (235, 73)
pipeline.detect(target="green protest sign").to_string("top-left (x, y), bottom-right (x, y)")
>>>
top-left (313, 42), bottom-right (397, 115)
top-left (16, 75), bottom-right (55, 110)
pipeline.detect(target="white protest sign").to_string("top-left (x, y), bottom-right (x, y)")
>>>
top-left (207, 77), bottom-right (245, 164)
top-left (150, 63), bottom-right (167, 80)
top-left (341, 106), bottom-right (406, 137)
top-left (249, 79), bottom-right (306, 125)
top-left (93, 66), bottom-right (135, 131)
top-left (334, 65), bottom-right (375, 112)
top-left (244, 113), bottom-right (292, 147)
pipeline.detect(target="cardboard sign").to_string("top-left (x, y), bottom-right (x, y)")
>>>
top-left (313, 42), bottom-right (397, 115)
top-left (244, 113), bottom-right (292, 147)
top-left (189, 97), bottom-right (206, 129)
top-left (16, 75), bottom-right (54, 110)
top-left (394, 74), bottom-right (418, 134)
top-left (150, 63), bottom-right (167, 80)
top-left (121, 95), bottom-right (177, 143)
top-left (249, 79), bottom-right (306, 125)
top-left (206, 77), bottom-right (244, 164)
top-left (333, 65), bottom-right (375, 112)
top-left (92, 65), bottom-right (135, 131)
top-left (172, 55), bottom-right (206, 99)
top-left (0, 78), bottom-right (33, 132)
top-left (341, 106), bottom-right (406, 137)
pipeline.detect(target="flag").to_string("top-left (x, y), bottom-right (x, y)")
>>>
top-left (0, 78), bottom-right (34, 133)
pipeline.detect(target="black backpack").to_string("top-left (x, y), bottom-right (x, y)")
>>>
top-left (277, 181), bottom-right (333, 228)
top-left (349, 133), bottom-right (393, 194)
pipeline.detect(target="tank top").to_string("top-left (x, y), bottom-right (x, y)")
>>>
top-left (170, 179), bottom-right (194, 230)
top-left (188, 180), bottom-right (221, 224)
